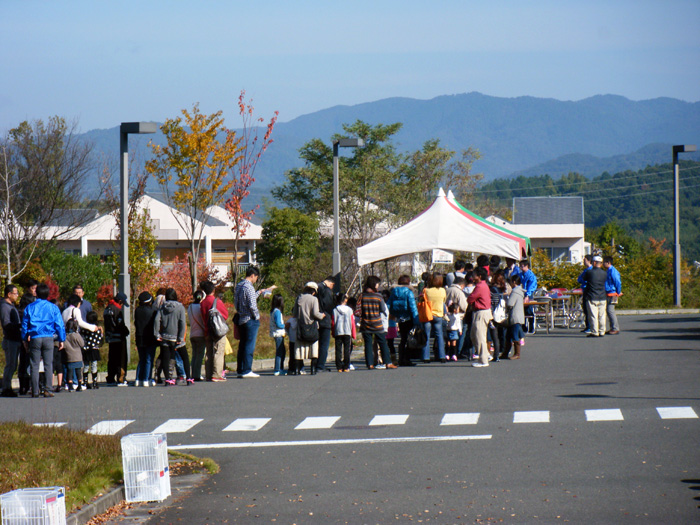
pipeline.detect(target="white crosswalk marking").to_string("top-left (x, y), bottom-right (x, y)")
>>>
top-left (33, 422), bottom-right (66, 428)
top-left (369, 414), bottom-right (409, 426)
top-left (152, 419), bottom-right (203, 434)
top-left (513, 411), bottom-right (550, 423)
top-left (295, 416), bottom-right (341, 430)
top-left (87, 420), bottom-right (134, 435)
top-left (585, 409), bottom-right (624, 422)
top-left (223, 418), bottom-right (271, 432)
top-left (656, 406), bottom-right (698, 419)
top-left (440, 413), bottom-right (480, 425)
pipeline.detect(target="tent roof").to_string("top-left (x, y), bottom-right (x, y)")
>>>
top-left (356, 188), bottom-right (530, 266)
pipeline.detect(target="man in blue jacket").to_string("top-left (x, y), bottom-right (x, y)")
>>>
top-left (21, 283), bottom-right (66, 397)
top-left (603, 256), bottom-right (622, 334)
top-left (519, 260), bottom-right (538, 333)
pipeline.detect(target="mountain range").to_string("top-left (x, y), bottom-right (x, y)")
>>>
top-left (83, 92), bottom-right (700, 207)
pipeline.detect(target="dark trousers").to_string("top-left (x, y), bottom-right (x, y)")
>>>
top-left (107, 339), bottom-right (127, 383)
top-left (335, 335), bottom-right (352, 370)
top-left (317, 326), bottom-right (332, 370)
top-left (397, 320), bottom-right (414, 363)
top-left (363, 332), bottom-right (391, 368)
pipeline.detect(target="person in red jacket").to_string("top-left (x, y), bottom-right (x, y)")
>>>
top-left (467, 267), bottom-right (493, 368)
top-left (199, 281), bottom-right (229, 381)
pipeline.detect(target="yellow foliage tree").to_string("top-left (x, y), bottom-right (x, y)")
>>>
top-left (146, 104), bottom-right (242, 291)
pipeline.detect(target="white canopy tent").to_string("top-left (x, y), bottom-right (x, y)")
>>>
top-left (356, 188), bottom-right (528, 266)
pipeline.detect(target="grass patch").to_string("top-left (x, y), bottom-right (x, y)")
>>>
top-left (0, 421), bottom-right (122, 512)
top-left (168, 450), bottom-right (220, 475)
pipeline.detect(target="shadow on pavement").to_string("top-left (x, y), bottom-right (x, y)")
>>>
top-left (558, 394), bottom-right (700, 400)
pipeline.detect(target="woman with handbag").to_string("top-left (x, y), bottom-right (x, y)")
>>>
top-left (292, 282), bottom-right (326, 375)
top-left (387, 275), bottom-right (420, 366)
top-left (421, 273), bottom-right (447, 363)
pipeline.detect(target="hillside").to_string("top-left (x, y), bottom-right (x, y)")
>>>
top-left (477, 161), bottom-right (700, 263)
top-left (81, 92), bottom-right (700, 210)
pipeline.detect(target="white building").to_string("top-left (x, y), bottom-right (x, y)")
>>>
top-left (486, 196), bottom-right (590, 263)
top-left (53, 193), bottom-right (262, 274)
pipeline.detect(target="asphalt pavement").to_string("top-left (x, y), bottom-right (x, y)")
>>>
top-left (1, 314), bottom-right (698, 523)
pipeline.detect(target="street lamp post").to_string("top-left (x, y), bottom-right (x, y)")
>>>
top-left (119, 122), bottom-right (157, 357)
top-left (672, 144), bottom-right (697, 307)
top-left (332, 138), bottom-right (364, 288)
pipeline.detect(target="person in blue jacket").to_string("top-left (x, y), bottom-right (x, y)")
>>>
top-left (21, 283), bottom-right (66, 397)
top-left (518, 260), bottom-right (538, 333)
top-left (387, 275), bottom-right (420, 367)
top-left (603, 255), bottom-right (622, 334)
top-left (577, 254), bottom-right (593, 333)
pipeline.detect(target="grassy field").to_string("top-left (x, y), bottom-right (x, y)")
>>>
top-left (0, 421), bottom-right (122, 511)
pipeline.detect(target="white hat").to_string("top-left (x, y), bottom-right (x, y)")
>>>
top-left (592, 255), bottom-right (603, 263)
top-left (305, 281), bottom-right (318, 290)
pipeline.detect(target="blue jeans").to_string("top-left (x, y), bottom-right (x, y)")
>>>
top-left (362, 331), bottom-right (391, 368)
top-left (423, 317), bottom-right (445, 361)
top-left (274, 336), bottom-right (285, 372)
top-left (29, 337), bottom-right (54, 394)
top-left (237, 318), bottom-right (260, 375)
top-left (316, 327), bottom-right (332, 370)
top-left (137, 345), bottom-right (157, 383)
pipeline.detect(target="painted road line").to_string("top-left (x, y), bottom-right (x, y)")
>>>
top-left (585, 409), bottom-right (624, 422)
top-left (152, 419), bottom-right (203, 434)
top-left (33, 422), bottom-right (67, 427)
top-left (87, 420), bottom-right (134, 435)
top-left (656, 406), bottom-right (698, 419)
top-left (223, 418), bottom-right (271, 432)
top-left (295, 416), bottom-right (341, 430)
top-left (440, 413), bottom-right (480, 426)
top-left (169, 434), bottom-right (493, 450)
top-left (513, 411), bottom-right (550, 423)
top-left (369, 414), bottom-right (409, 426)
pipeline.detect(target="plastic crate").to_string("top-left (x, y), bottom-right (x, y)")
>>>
top-left (121, 433), bottom-right (171, 503)
top-left (0, 486), bottom-right (66, 525)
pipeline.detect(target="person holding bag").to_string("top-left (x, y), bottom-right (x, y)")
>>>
top-left (292, 282), bottom-right (326, 375)
top-left (387, 275), bottom-right (420, 367)
top-left (421, 273), bottom-right (447, 363)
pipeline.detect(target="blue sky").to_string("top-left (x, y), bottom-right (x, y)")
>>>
top-left (2, 0), bottom-right (699, 133)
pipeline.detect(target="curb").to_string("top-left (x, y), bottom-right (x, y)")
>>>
top-left (616, 308), bottom-right (699, 315)
top-left (67, 486), bottom-right (125, 525)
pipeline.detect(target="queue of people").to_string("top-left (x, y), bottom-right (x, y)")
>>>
top-left (0, 254), bottom-right (622, 395)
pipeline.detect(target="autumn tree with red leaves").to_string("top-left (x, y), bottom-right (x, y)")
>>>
top-left (225, 91), bottom-right (278, 284)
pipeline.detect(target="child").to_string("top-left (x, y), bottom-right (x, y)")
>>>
top-left (64, 316), bottom-right (86, 391)
top-left (333, 293), bottom-right (355, 372)
top-left (81, 311), bottom-right (103, 389)
top-left (269, 295), bottom-right (286, 376)
top-left (445, 302), bottom-right (462, 361)
top-left (284, 316), bottom-right (300, 375)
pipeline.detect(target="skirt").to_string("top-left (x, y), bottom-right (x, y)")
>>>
top-left (295, 341), bottom-right (318, 360)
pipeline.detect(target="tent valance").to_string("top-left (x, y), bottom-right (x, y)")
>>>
top-left (356, 188), bottom-right (530, 266)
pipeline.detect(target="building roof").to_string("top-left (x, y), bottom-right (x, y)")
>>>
top-left (512, 196), bottom-right (584, 225)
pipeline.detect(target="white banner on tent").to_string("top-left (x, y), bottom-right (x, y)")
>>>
top-left (432, 249), bottom-right (454, 265)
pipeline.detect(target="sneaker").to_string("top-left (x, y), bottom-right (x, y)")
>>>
top-left (472, 362), bottom-right (489, 368)
top-left (375, 364), bottom-right (386, 370)
top-left (298, 370), bottom-right (307, 375)
top-left (519, 339), bottom-right (525, 347)
top-left (273, 371), bottom-right (281, 376)
top-left (78, 384), bottom-right (87, 391)
top-left (241, 371), bottom-right (260, 378)
top-left (186, 378), bottom-right (195, 385)
top-left (348, 364), bottom-right (355, 371)
top-left (117, 381), bottom-right (128, 387)
top-left (582, 329), bottom-right (591, 335)
top-left (176, 377), bottom-right (187, 386)
top-left (211, 377), bottom-right (227, 382)
top-left (133, 380), bottom-right (141, 387)
top-left (63, 384), bottom-right (69, 391)
top-left (164, 379), bottom-right (176, 386)
top-left (141, 381), bottom-right (150, 387)
top-left (150, 379), bottom-right (156, 387)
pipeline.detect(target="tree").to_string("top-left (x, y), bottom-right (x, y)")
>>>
top-left (0, 117), bottom-right (98, 284)
top-left (146, 103), bottom-right (242, 292)
top-left (224, 91), bottom-right (278, 284)
top-left (39, 248), bottom-right (114, 303)
top-left (272, 121), bottom-right (483, 285)
top-left (257, 206), bottom-right (327, 309)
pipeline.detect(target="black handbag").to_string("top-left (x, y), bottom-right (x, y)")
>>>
top-left (407, 326), bottom-right (427, 351)
top-left (297, 320), bottom-right (319, 344)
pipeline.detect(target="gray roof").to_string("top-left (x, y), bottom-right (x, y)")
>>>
top-left (512, 196), bottom-right (584, 225)
top-left (46, 208), bottom-right (100, 227)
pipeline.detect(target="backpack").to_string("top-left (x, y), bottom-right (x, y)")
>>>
top-left (208, 298), bottom-right (230, 339)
